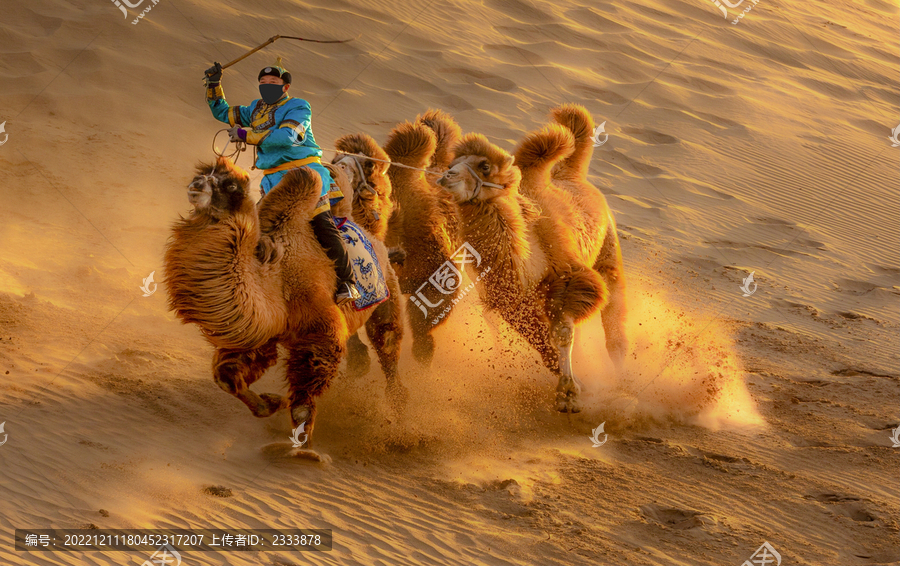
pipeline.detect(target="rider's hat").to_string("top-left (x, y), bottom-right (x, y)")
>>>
top-left (258, 57), bottom-right (292, 84)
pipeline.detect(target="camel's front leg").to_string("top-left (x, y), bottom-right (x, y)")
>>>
top-left (212, 340), bottom-right (285, 417)
top-left (551, 317), bottom-right (583, 413)
top-left (406, 271), bottom-right (459, 366)
top-left (285, 337), bottom-right (343, 463)
top-left (545, 268), bottom-right (606, 413)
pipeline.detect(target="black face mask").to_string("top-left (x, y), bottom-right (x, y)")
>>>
top-left (259, 84), bottom-right (285, 105)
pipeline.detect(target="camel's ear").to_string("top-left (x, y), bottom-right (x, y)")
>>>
top-left (379, 160), bottom-right (390, 176)
top-left (503, 154), bottom-right (515, 169)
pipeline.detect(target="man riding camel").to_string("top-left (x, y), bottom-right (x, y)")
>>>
top-left (203, 58), bottom-right (360, 306)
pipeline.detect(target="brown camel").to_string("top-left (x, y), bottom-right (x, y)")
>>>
top-left (329, 134), bottom-right (397, 377)
top-left (383, 110), bottom-right (465, 364)
top-left (163, 157), bottom-right (405, 460)
top-left (437, 105), bottom-right (627, 413)
top-left (331, 133), bottom-right (393, 241)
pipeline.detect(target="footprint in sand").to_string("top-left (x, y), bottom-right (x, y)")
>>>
top-left (621, 127), bottom-right (679, 145)
top-left (437, 67), bottom-right (517, 92)
top-left (640, 503), bottom-right (718, 530)
top-left (806, 493), bottom-right (879, 522)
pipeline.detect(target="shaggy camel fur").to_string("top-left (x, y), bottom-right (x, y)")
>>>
top-left (164, 158), bottom-right (405, 460)
top-left (383, 110), bottom-right (465, 364)
top-left (437, 105), bottom-right (627, 412)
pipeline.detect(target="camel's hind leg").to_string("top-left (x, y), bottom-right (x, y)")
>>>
top-left (285, 336), bottom-right (344, 461)
top-left (366, 273), bottom-right (407, 415)
top-left (345, 332), bottom-right (371, 378)
top-left (212, 339), bottom-right (285, 417)
top-left (593, 219), bottom-right (628, 370)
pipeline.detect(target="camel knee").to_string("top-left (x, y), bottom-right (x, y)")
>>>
top-left (213, 361), bottom-right (244, 395)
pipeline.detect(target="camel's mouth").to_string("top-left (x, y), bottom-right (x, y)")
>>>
top-left (437, 167), bottom-right (472, 203)
top-left (187, 186), bottom-right (212, 208)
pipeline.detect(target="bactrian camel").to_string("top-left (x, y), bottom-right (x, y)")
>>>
top-left (164, 157), bottom-right (405, 460)
top-left (437, 104), bottom-right (627, 413)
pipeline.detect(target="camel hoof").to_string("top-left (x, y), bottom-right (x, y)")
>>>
top-left (290, 448), bottom-right (332, 464)
top-left (555, 393), bottom-right (582, 414)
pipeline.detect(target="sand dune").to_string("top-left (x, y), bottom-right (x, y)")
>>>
top-left (1, 0), bottom-right (898, 564)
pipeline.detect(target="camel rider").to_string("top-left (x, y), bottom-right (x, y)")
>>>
top-left (203, 59), bottom-right (361, 306)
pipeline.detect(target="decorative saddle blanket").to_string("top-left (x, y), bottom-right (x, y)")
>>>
top-left (334, 218), bottom-right (390, 311)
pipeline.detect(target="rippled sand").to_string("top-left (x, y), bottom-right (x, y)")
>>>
top-left (1, 0), bottom-right (897, 564)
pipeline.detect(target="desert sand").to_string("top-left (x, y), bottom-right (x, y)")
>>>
top-left (1, 0), bottom-right (898, 564)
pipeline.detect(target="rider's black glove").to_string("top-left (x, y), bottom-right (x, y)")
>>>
top-left (204, 62), bottom-right (223, 84)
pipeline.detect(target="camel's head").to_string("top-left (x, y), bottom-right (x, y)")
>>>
top-left (332, 134), bottom-right (391, 202)
top-left (187, 157), bottom-right (252, 218)
top-left (439, 134), bottom-right (521, 203)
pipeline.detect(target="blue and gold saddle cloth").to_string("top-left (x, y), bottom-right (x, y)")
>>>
top-left (335, 218), bottom-right (390, 311)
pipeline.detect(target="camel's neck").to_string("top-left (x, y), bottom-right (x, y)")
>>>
top-left (164, 202), bottom-right (287, 350)
top-left (389, 170), bottom-right (433, 204)
top-left (458, 195), bottom-right (536, 311)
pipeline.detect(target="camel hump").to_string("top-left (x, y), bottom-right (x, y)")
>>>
top-left (263, 166), bottom-right (323, 215)
top-left (514, 124), bottom-right (575, 174)
top-left (416, 109), bottom-right (462, 169)
top-left (384, 121), bottom-right (437, 168)
top-left (550, 104), bottom-right (595, 179)
top-left (550, 104), bottom-right (594, 146)
top-left (335, 133), bottom-right (389, 163)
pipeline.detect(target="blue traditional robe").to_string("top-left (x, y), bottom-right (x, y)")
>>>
top-left (206, 83), bottom-right (341, 214)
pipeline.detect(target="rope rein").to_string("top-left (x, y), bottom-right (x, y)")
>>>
top-left (328, 149), bottom-right (441, 176)
top-left (210, 133), bottom-right (505, 191)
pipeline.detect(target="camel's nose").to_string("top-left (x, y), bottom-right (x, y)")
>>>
top-left (436, 175), bottom-right (448, 187)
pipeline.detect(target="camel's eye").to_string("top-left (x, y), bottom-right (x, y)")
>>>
top-left (479, 161), bottom-right (491, 173)
top-left (227, 183), bottom-right (238, 192)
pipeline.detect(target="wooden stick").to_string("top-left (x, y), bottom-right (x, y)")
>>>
top-left (204, 34), bottom-right (358, 78)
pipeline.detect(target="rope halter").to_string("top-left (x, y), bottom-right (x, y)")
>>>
top-left (337, 155), bottom-right (379, 198)
top-left (459, 162), bottom-right (504, 201)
